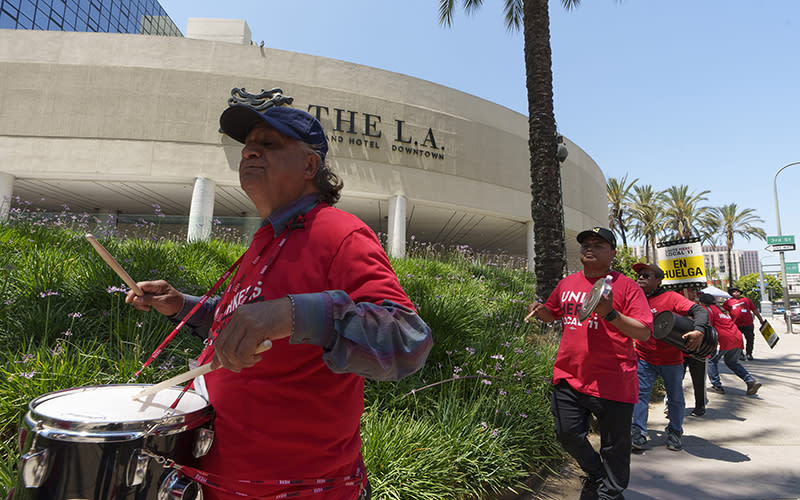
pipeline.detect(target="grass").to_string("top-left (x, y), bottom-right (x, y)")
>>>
top-left (0, 202), bottom-right (566, 499)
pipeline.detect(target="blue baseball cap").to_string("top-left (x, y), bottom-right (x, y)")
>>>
top-left (219, 105), bottom-right (328, 159)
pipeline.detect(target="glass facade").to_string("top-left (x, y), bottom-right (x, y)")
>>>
top-left (0, 0), bottom-right (182, 36)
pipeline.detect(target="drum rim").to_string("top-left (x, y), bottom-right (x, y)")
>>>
top-left (25, 384), bottom-right (214, 442)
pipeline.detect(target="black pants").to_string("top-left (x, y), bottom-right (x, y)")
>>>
top-left (551, 380), bottom-right (632, 500)
top-left (683, 356), bottom-right (707, 410)
top-left (738, 325), bottom-right (755, 356)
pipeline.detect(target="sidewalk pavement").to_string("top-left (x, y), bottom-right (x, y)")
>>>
top-left (529, 316), bottom-right (800, 500)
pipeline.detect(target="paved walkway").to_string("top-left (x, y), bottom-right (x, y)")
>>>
top-left (528, 316), bottom-right (800, 500)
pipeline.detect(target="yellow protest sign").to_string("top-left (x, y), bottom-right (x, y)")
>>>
top-left (656, 238), bottom-right (707, 289)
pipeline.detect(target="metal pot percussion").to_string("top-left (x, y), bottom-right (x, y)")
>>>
top-left (653, 311), bottom-right (718, 360)
top-left (11, 384), bottom-right (214, 500)
top-left (579, 275), bottom-right (613, 322)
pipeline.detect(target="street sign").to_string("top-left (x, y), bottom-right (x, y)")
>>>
top-left (787, 262), bottom-right (799, 274)
top-left (766, 243), bottom-right (796, 252)
top-left (767, 235), bottom-right (795, 245)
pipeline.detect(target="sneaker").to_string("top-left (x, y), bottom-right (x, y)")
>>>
top-left (746, 381), bottom-right (762, 396)
top-left (740, 353), bottom-right (747, 361)
top-left (709, 385), bottom-right (725, 394)
top-left (631, 432), bottom-right (648, 451)
top-left (579, 474), bottom-right (603, 500)
top-left (747, 354), bottom-right (755, 361)
top-left (690, 407), bottom-right (706, 417)
top-left (666, 430), bottom-right (682, 451)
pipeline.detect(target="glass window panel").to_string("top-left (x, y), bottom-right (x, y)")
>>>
top-left (1, 14), bottom-right (18, 29)
top-left (4, 0), bottom-right (22, 10)
top-left (73, 13), bottom-right (86, 30)
top-left (34, 5), bottom-right (48, 25)
top-left (63, 5), bottom-right (75, 25)
top-left (50, 0), bottom-right (65, 16)
top-left (3, 3), bottom-right (19, 17)
top-left (19, 0), bottom-right (34, 19)
top-left (17, 12), bottom-right (32, 28)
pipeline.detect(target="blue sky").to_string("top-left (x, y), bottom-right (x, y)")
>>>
top-left (159, 0), bottom-right (800, 268)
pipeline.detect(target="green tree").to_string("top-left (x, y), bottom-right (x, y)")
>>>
top-left (611, 246), bottom-right (643, 280)
top-left (437, 0), bottom-right (582, 299)
top-left (735, 273), bottom-right (783, 304)
top-left (662, 185), bottom-right (712, 239)
top-left (607, 175), bottom-right (638, 248)
top-left (628, 184), bottom-right (664, 262)
top-left (714, 203), bottom-right (767, 284)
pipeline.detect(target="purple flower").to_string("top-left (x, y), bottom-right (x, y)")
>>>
top-left (60, 330), bottom-right (73, 336)
top-left (68, 312), bottom-right (83, 319)
top-left (39, 290), bottom-right (59, 298)
top-left (519, 413), bottom-right (528, 418)
top-left (20, 370), bottom-right (36, 379)
top-left (106, 285), bottom-right (128, 294)
top-left (491, 429), bottom-right (499, 437)
top-left (498, 389), bottom-right (507, 396)
top-left (465, 347), bottom-right (475, 355)
top-left (490, 354), bottom-right (504, 361)
top-left (481, 379), bottom-right (492, 385)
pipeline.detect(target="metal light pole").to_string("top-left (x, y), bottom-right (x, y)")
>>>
top-left (773, 161), bottom-right (800, 333)
top-left (758, 258), bottom-right (772, 317)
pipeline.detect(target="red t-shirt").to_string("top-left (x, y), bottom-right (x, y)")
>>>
top-left (723, 296), bottom-right (756, 326)
top-left (635, 290), bottom-right (696, 366)
top-left (703, 303), bottom-right (743, 351)
top-left (201, 204), bottom-right (414, 500)
top-left (543, 270), bottom-right (653, 404)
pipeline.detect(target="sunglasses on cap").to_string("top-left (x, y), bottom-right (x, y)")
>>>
top-left (637, 272), bottom-right (655, 279)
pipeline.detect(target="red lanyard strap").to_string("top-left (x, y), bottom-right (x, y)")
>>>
top-left (134, 255), bottom-right (244, 376)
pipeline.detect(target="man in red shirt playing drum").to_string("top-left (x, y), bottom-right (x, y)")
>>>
top-left (528, 227), bottom-right (652, 500)
top-left (630, 263), bottom-right (709, 453)
top-left (128, 104), bottom-right (433, 500)
top-left (722, 286), bottom-right (764, 361)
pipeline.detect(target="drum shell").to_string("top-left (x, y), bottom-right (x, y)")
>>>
top-left (11, 384), bottom-right (213, 500)
top-left (652, 311), bottom-right (718, 360)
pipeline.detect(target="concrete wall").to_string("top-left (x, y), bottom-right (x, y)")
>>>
top-left (0, 29), bottom-right (607, 267)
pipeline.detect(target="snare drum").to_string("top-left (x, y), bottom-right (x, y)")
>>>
top-left (12, 384), bottom-right (214, 500)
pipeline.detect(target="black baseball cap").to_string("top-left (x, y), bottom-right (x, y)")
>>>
top-left (728, 286), bottom-right (741, 294)
top-left (698, 293), bottom-right (716, 305)
top-left (576, 227), bottom-right (616, 249)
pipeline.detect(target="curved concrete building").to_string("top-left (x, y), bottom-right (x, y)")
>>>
top-left (0, 23), bottom-right (607, 270)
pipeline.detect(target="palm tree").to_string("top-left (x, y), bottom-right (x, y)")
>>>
top-left (607, 175), bottom-right (638, 248)
top-left (661, 185), bottom-right (712, 239)
top-left (438, 0), bottom-right (581, 300)
top-left (628, 184), bottom-right (664, 262)
top-left (714, 203), bottom-right (766, 284)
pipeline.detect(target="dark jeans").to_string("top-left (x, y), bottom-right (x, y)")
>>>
top-left (683, 356), bottom-right (707, 410)
top-left (738, 325), bottom-right (755, 356)
top-left (551, 380), bottom-right (632, 500)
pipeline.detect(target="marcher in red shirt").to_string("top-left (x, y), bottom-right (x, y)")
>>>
top-left (528, 227), bottom-right (652, 500)
top-left (127, 105), bottom-right (432, 500)
top-left (630, 263), bottom-right (709, 453)
top-left (722, 287), bottom-right (764, 360)
top-left (700, 293), bottom-right (762, 396)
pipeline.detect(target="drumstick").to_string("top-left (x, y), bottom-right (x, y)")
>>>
top-left (133, 340), bottom-right (273, 400)
top-left (85, 234), bottom-right (144, 296)
top-left (524, 310), bottom-right (536, 322)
